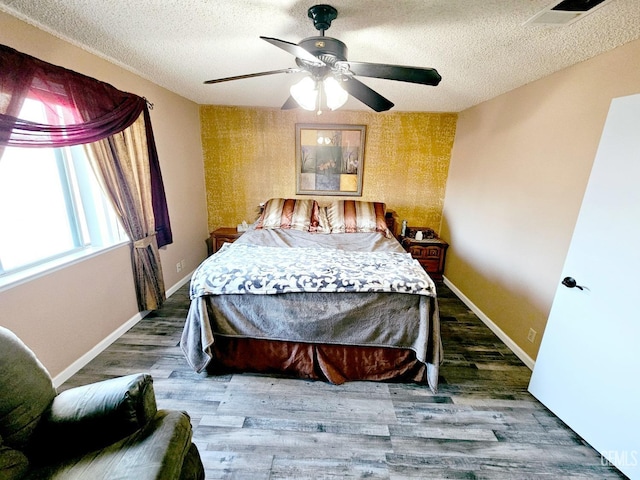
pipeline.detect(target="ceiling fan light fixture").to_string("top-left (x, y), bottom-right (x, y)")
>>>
top-left (290, 75), bottom-right (348, 112)
top-left (290, 76), bottom-right (318, 111)
top-left (205, 5), bottom-right (441, 113)
top-left (324, 76), bottom-right (348, 110)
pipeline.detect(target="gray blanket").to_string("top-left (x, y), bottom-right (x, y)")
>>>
top-left (181, 227), bottom-right (442, 392)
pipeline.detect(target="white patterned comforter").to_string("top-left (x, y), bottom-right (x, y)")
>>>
top-left (190, 242), bottom-right (436, 298)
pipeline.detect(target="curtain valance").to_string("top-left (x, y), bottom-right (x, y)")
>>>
top-left (0, 43), bottom-right (172, 249)
top-left (0, 44), bottom-right (145, 147)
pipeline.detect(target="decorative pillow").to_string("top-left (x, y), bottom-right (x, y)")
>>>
top-left (255, 198), bottom-right (320, 232)
top-left (325, 201), bottom-right (391, 237)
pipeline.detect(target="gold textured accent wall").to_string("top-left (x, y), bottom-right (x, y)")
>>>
top-left (200, 106), bottom-right (457, 232)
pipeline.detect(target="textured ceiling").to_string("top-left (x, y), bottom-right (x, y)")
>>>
top-left (1, 0), bottom-right (639, 112)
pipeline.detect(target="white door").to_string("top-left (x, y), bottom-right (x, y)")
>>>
top-left (529, 94), bottom-right (640, 479)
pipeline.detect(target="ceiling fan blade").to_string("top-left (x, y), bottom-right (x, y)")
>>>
top-left (340, 77), bottom-right (394, 112)
top-left (281, 95), bottom-right (299, 110)
top-left (204, 68), bottom-right (299, 84)
top-left (260, 36), bottom-right (325, 66)
top-left (337, 61), bottom-right (442, 86)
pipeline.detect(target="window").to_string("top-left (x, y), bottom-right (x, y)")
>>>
top-left (0, 98), bottom-right (127, 282)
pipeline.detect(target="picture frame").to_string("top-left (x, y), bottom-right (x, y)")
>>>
top-left (295, 123), bottom-right (366, 196)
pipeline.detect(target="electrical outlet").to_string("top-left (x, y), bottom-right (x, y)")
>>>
top-left (180, 259), bottom-right (186, 271)
top-left (176, 261), bottom-right (182, 273)
top-left (527, 328), bottom-right (537, 343)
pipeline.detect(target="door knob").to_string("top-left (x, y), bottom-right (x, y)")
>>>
top-left (562, 276), bottom-right (585, 290)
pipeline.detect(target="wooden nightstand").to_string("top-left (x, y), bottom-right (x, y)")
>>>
top-left (400, 235), bottom-right (449, 280)
top-left (210, 227), bottom-right (243, 254)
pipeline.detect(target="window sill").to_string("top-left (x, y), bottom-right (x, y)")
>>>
top-left (0, 241), bottom-right (130, 293)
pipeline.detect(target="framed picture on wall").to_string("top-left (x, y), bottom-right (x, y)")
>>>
top-left (295, 123), bottom-right (366, 196)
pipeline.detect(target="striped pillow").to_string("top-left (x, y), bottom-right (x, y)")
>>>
top-left (325, 201), bottom-right (391, 237)
top-left (255, 198), bottom-right (320, 232)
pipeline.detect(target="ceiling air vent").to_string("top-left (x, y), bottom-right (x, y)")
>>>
top-left (524, 0), bottom-right (614, 26)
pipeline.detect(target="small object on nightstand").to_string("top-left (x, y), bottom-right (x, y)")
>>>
top-left (404, 226), bottom-right (436, 240)
top-left (237, 220), bottom-right (249, 232)
top-left (210, 227), bottom-right (244, 255)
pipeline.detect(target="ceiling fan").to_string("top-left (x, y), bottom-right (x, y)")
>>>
top-left (204, 4), bottom-right (441, 113)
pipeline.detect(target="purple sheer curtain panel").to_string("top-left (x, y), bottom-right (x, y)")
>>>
top-left (144, 106), bottom-right (172, 247)
top-left (0, 47), bottom-right (34, 149)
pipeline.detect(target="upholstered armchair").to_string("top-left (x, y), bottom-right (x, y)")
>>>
top-left (0, 326), bottom-right (204, 480)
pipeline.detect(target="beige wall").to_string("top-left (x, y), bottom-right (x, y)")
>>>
top-left (441, 38), bottom-right (640, 361)
top-left (0, 11), bottom-right (208, 378)
top-left (200, 106), bottom-right (457, 232)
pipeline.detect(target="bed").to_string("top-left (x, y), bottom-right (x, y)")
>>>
top-left (180, 199), bottom-right (442, 392)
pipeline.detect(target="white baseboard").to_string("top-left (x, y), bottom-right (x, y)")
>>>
top-left (52, 310), bottom-right (147, 388)
top-left (442, 276), bottom-right (536, 370)
top-left (166, 270), bottom-right (194, 297)
top-left (52, 271), bottom-right (195, 388)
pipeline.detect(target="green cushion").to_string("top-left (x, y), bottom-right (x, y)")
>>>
top-left (179, 443), bottom-right (205, 480)
top-left (0, 328), bottom-right (204, 480)
top-left (0, 434), bottom-right (29, 480)
top-left (26, 410), bottom-right (195, 480)
top-left (31, 373), bottom-right (158, 461)
top-left (0, 327), bottom-right (56, 450)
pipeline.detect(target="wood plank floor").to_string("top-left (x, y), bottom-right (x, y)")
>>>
top-left (60, 282), bottom-right (627, 479)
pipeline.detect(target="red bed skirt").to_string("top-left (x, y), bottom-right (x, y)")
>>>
top-left (206, 335), bottom-right (428, 384)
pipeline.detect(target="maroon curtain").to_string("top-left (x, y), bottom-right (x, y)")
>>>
top-left (144, 106), bottom-right (172, 247)
top-left (0, 44), bottom-right (172, 247)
